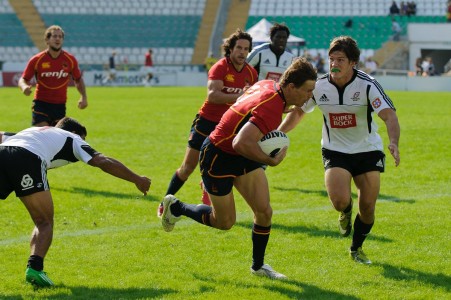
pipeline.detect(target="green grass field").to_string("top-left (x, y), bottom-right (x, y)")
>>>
top-left (0, 86), bottom-right (450, 299)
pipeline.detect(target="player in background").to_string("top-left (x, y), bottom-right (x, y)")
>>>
top-left (0, 117), bottom-right (151, 287)
top-left (160, 29), bottom-right (257, 210)
top-left (143, 48), bottom-right (154, 86)
top-left (103, 50), bottom-right (117, 85)
top-left (279, 36), bottom-right (401, 264)
top-left (159, 57), bottom-right (317, 280)
top-left (247, 22), bottom-right (296, 81)
top-left (18, 25), bottom-right (88, 126)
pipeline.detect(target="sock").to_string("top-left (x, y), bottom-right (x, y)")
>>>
top-left (170, 200), bottom-right (212, 226)
top-left (350, 214), bottom-right (374, 251)
top-left (166, 171), bottom-right (185, 195)
top-left (251, 224), bottom-right (271, 271)
top-left (27, 255), bottom-right (44, 271)
top-left (343, 199), bottom-right (353, 213)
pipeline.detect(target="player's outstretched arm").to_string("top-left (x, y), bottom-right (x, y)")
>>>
top-left (18, 77), bottom-right (32, 96)
top-left (75, 78), bottom-right (88, 109)
top-left (278, 107), bottom-right (306, 133)
top-left (88, 154), bottom-right (151, 195)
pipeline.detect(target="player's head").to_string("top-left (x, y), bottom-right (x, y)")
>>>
top-left (45, 25), bottom-right (65, 51)
top-left (328, 36), bottom-right (360, 64)
top-left (56, 117), bottom-right (87, 139)
top-left (279, 57), bottom-right (317, 106)
top-left (280, 57), bottom-right (317, 88)
top-left (223, 29), bottom-right (253, 57)
top-left (269, 23), bottom-right (290, 54)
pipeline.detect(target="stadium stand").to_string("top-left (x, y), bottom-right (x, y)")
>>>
top-left (1, 0), bottom-right (206, 66)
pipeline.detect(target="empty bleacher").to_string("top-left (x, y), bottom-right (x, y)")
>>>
top-left (1, 0), bottom-right (205, 66)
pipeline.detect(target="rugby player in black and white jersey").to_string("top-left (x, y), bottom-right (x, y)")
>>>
top-left (279, 36), bottom-right (400, 265)
top-left (0, 117), bottom-right (151, 287)
top-left (247, 22), bottom-right (296, 82)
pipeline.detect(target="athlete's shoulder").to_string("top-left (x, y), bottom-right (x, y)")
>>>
top-left (247, 43), bottom-right (271, 60)
top-left (355, 69), bottom-right (377, 83)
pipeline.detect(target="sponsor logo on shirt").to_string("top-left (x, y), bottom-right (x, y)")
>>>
top-left (225, 74), bottom-right (235, 82)
top-left (351, 92), bottom-right (360, 101)
top-left (265, 72), bottom-right (281, 81)
top-left (21, 174), bottom-right (34, 190)
top-left (372, 98), bottom-right (382, 108)
top-left (319, 94), bottom-right (329, 102)
top-left (263, 59), bottom-right (271, 64)
top-left (329, 113), bottom-right (356, 128)
top-left (376, 159), bottom-right (384, 168)
top-left (42, 62), bottom-right (51, 69)
top-left (40, 69), bottom-right (70, 79)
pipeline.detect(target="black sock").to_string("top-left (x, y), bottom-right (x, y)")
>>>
top-left (27, 255), bottom-right (44, 271)
top-left (170, 200), bottom-right (212, 226)
top-left (343, 199), bottom-right (353, 213)
top-left (251, 224), bottom-right (271, 271)
top-left (350, 214), bottom-right (374, 251)
top-left (166, 172), bottom-right (185, 195)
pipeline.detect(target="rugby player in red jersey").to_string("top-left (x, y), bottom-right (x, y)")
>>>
top-left (161, 29), bottom-right (258, 209)
top-left (159, 57), bottom-right (317, 280)
top-left (18, 25), bottom-right (88, 126)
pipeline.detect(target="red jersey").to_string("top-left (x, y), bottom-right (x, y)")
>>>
top-left (22, 50), bottom-right (82, 104)
top-left (145, 52), bottom-right (153, 66)
top-left (199, 57), bottom-right (257, 123)
top-left (210, 80), bottom-right (286, 155)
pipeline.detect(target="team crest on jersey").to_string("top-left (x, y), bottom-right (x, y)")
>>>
top-left (372, 98), bottom-right (382, 108)
top-left (42, 62), bottom-right (51, 69)
top-left (225, 74), bottom-right (235, 82)
top-left (62, 62), bottom-right (69, 69)
top-left (351, 92), bottom-right (360, 101)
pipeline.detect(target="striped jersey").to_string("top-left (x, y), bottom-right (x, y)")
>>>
top-left (302, 70), bottom-right (396, 153)
top-left (247, 43), bottom-right (296, 81)
top-left (1, 127), bottom-right (99, 169)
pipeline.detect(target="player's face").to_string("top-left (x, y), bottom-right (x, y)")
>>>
top-left (46, 29), bottom-right (64, 52)
top-left (271, 30), bottom-right (288, 52)
top-left (230, 39), bottom-right (251, 67)
top-left (328, 51), bottom-right (356, 83)
top-left (287, 80), bottom-right (316, 107)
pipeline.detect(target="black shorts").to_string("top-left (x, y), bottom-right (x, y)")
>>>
top-left (32, 100), bottom-right (66, 126)
top-left (199, 138), bottom-right (265, 196)
top-left (322, 148), bottom-right (385, 177)
top-left (188, 114), bottom-right (218, 151)
top-left (0, 146), bottom-right (49, 199)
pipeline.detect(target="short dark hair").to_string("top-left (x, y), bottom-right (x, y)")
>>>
top-left (328, 36), bottom-right (360, 63)
top-left (279, 57), bottom-right (317, 88)
top-left (269, 23), bottom-right (290, 40)
top-left (55, 117), bottom-right (87, 137)
top-left (222, 28), bottom-right (253, 57)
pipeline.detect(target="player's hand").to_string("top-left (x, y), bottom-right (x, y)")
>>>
top-left (23, 85), bottom-right (32, 96)
top-left (78, 97), bottom-right (88, 109)
top-left (135, 176), bottom-right (151, 196)
top-left (268, 146), bottom-right (288, 167)
top-left (388, 143), bottom-right (400, 167)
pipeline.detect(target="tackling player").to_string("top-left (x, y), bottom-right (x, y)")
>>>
top-left (159, 57), bottom-right (317, 280)
top-left (18, 25), bottom-right (88, 126)
top-left (279, 36), bottom-right (401, 265)
top-left (161, 29), bottom-right (258, 208)
top-left (0, 118), bottom-right (151, 287)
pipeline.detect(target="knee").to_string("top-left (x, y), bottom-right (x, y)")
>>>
top-left (214, 216), bottom-right (236, 230)
top-left (330, 196), bottom-right (351, 211)
top-left (359, 202), bottom-right (375, 217)
top-left (254, 206), bottom-right (273, 223)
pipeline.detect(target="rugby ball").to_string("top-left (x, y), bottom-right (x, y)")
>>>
top-left (258, 130), bottom-right (290, 157)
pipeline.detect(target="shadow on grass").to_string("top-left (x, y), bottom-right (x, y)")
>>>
top-left (4, 286), bottom-right (176, 300)
top-left (235, 221), bottom-right (393, 243)
top-left (52, 186), bottom-right (160, 202)
top-left (192, 273), bottom-right (359, 299)
top-left (274, 187), bottom-right (415, 204)
top-left (377, 263), bottom-right (451, 291)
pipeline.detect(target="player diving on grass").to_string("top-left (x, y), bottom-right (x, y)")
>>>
top-left (0, 118), bottom-right (151, 287)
